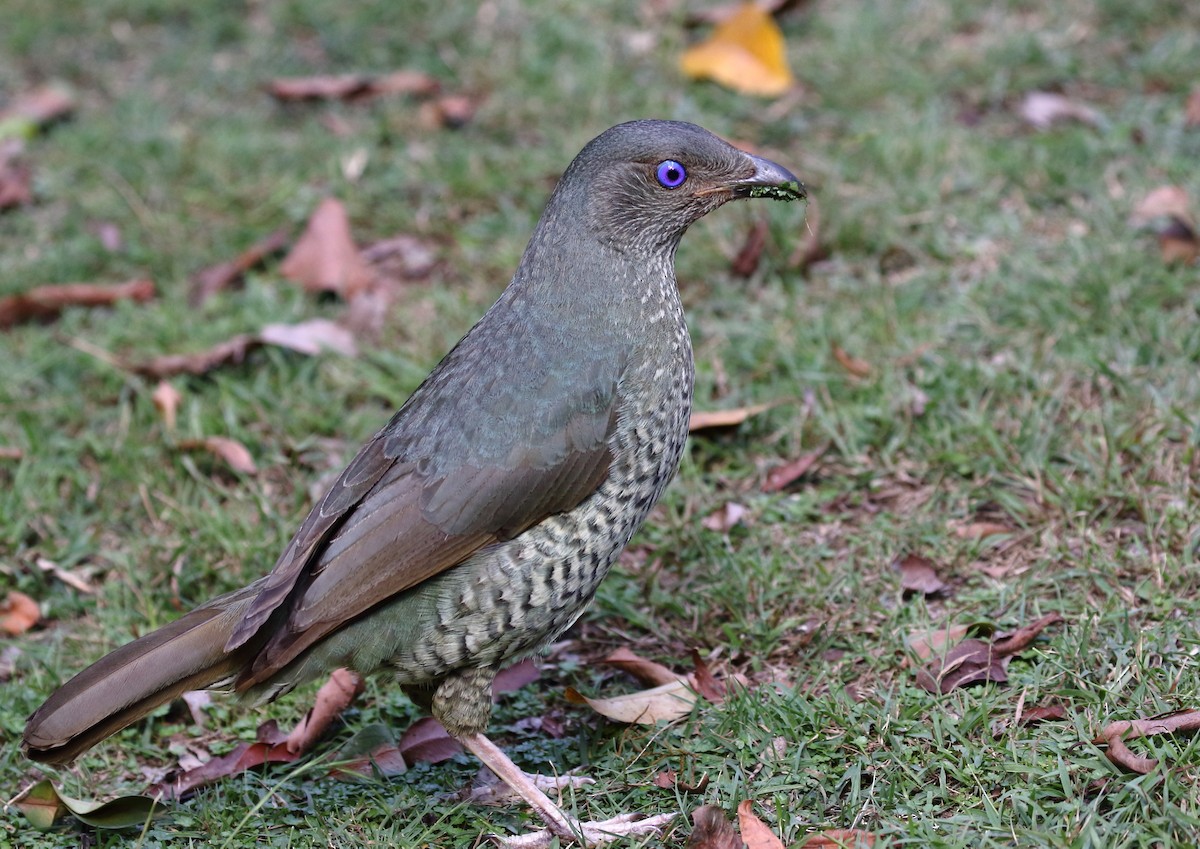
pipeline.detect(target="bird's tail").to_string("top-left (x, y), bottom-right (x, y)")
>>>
top-left (23, 583), bottom-right (263, 766)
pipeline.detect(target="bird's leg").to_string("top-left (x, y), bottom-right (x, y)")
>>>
top-left (434, 669), bottom-right (675, 847)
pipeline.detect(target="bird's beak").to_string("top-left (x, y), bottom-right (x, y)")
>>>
top-left (726, 153), bottom-right (807, 201)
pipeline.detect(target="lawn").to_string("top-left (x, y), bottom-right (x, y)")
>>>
top-left (2, 0), bottom-right (1199, 847)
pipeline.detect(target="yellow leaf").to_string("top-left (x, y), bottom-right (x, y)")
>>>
top-left (680, 4), bottom-right (794, 97)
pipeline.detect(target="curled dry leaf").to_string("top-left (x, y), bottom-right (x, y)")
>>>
top-left (0, 83), bottom-right (75, 133)
top-left (737, 800), bottom-right (785, 849)
top-left (731, 219), bottom-right (769, 277)
top-left (0, 155), bottom-right (32, 210)
top-left (680, 2), bottom-right (795, 97)
top-left (328, 723), bottom-right (408, 780)
top-left (35, 556), bottom-right (96, 594)
top-left (151, 381), bottom-right (182, 431)
top-left (906, 623), bottom-right (976, 661)
top-left (156, 739), bottom-right (297, 800)
top-left (259, 318), bottom-right (358, 357)
top-left (952, 520), bottom-right (1013, 540)
top-left (1, 590), bottom-right (40, 635)
top-left (702, 501), bottom-right (748, 532)
top-left (566, 678), bottom-right (696, 725)
top-left (178, 436), bottom-right (258, 476)
top-left (1096, 708), bottom-right (1200, 774)
top-left (181, 690), bottom-right (212, 728)
top-left (602, 647), bottom-right (688, 688)
top-left (266, 70), bottom-right (438, 102)
top-left (398, 716), bottom-right (464, 765)
top-left (762, 443), bottom-right (827, 492)
top-left (13, 780), bottom-right (158, 832)
top-left (189, 227), bottom-right (290, 306)
top-left (0, 445), bottom-right (23, 460)
top-left (0, 279), bottom-right (155, 330)
top-left (418, 94), bottom-right (479, 130)
top-left (689, 401), bottom-right (774, 432)
top-left (280, 197), bottom-right (375, 300)
top-left (895, 553), bottom-right (948, 596)
top-left (1130, 186), bottom-right (1199, 265)
top-left (654, 768), bottom-right (710, 792)
top-left (916, 613), bottom-right (1061, 695)
top-left (691, 650), bottom-right (727, 702)
top-left (687, 805), bottom-right (742, 849)
top-left (284, 668), bottom-right (365, 754)
top-left (830, 342), bottom-right (871, 378)
top-left (492, 657), bottom-right (541, 696)
top-left (1018, 91), bottom-right (1103, 130)
top-left (1020, 702), bottom-right (1068, 726)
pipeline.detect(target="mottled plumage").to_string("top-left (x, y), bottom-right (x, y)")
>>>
top-left (24, 120), bottom-right (803, 844)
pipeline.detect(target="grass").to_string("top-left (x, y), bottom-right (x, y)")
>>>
top-left (3, 0), bottom-right (1199, 846)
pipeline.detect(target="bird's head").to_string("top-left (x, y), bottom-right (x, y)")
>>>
top-left (550, 119), bottom-right (806, 255)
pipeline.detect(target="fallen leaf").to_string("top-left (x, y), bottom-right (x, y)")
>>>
top-left (731, 219), bottom-right (769, 277)
top-left (803, 830), bottom-right (876, 847)
top-left (687, 805), bottom-right (742, 849)
top-left (266, 71), bottom-right (438, 102)
top-left (280, 198), bottom-right (375, 299)
top-left (1097, 709), bottom-right (1200, 774)
top-left (13, 780), bottom-right (158, 831)
top-left (691, 650), bottom-right (727, 702)
top-left (702, 501), bottom-right (748, 532)
top-left (762, 443), bottom-right (826, 492)
top-left (259, 318), bottom-right (359, 357)
top-left (492, 658), bottom-right (541, 696)
top-left (34, 556), bottom-right (96, 594)
top-left (681, 3), bottom-right (795, 97)
top-left (0, 445), bottom-right (23, 460)
top-left (916, 613), bottom-right (1061, 695)
top-left (157, 739), bottom-right (297, 800)
top-left (0, 644), bottom-right (21, 680)
top-left (285, 668), bottom-right (364, 754)
top-left (831, 342), bottom-right (871, 378)
top-left (566, 678), bottom-right (696, 725)
top-left (953, 520), bottom-right (1014, 540)
top-left (1020, 703), bottom-right (1068, 725)
top-left (189, 227), bottom-right (290, 306)
top-left (1018, 91), bottom-right (1103, 130)
top-left (181, 691), bottom-right (212, 728)
top-left (653, 768), bottom-right (711, 792)
top-left (0, 154), bottom-right (32, 210)
top-left (0, 83), bottom-right (75, 138)
top-left (89, 220), bottom-right (123, 252)
top-left (1130, 186), bottom-right (1199, 265)
top-left (1186, 88), bottom-right (1200, 128)
top-left (689, 401), bottom-right (774, 432)
top-left (906, 623), bottom-right (977, 661)
top-left (737, 800), bottom-right (784, 849)
top-left (418, 94), bottom-right (479, 129)
top-left (398, 716), bottom-right (463, 764)
top-left (602, 648), bottom-right (688, 688)
top-left (895, 553), bottom-right (948, 596)
top-left (178, 437), bottom-right (258, 475)
top-left (361, 233), bottom-right (439, 280)
top-left (151, 381), bottom-right (182, 430)
top-left (1, 590), bottom-right (40, 635)
top-left (0, 279), bottom-right (155, 330)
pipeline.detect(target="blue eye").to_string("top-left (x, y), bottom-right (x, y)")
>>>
top-left (655, 160), bottom-right (686, 188)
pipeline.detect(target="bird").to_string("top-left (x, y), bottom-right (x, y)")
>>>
top-left (23, 119), bottom-right (804, 845)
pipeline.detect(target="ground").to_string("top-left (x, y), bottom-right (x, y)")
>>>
top-left (2, 0), bottom-right (1199, 846)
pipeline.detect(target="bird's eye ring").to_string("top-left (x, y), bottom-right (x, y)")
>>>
top-left (655, 160), bottom-right (687, 189)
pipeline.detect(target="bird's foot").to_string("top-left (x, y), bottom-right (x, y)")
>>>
top-left (468, 771), bottom-right (595, 805)
top-left (490, 812), bottom-right (677, 848)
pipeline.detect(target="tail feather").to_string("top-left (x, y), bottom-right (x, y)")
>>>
top-left (23, 585), bottom-right (260, 766)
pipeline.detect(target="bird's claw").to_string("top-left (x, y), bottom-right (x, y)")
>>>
top-left (490, 812), bottom-right (677, 848)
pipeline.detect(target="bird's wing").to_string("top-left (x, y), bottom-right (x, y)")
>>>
top-left (228, 321), bottom-right (624, 686)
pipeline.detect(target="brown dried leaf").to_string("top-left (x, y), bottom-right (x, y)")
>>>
top-left (702, 501), bottom-right (748, 532)
top-left (737, 800), bottom-right (784, 849)
top-left (687, 805), bottom-right (742, 849)
top-left (602, 648), bottom-right (687, 688)
top-left (0, 83), bottom-right (75, 128)
top-left (157, 740), bottom-right (297, 799)
top-left (906, 624), bottom-right (974, 661)
top-left (492, 658), bottom-right (540, 696)
top-left (916, 613), bottom-right (1061, 694)
top-left (1020, 703), bottom-right (1067, 726)
top-left (565, 679), bottom-right (696, 725)
top-left (259, 318), bottom-right (358, 357)
top-left (830, 342), bottom-right (871, 378)
top-left (284, 668), bottom-right (364, 754)
top-left (0, 445), bottom-right (22, 460)
top-left (34, 556), bottom-right (96, 594)
top-left (1, 590), bottom-right (40, 635)
top-left (692, 650), bottom-right (727, 702)
top-left (189, 227), bottom-right (290, 306)
top-left (0, 279), bottom-right (155, 330)
top-left (361, 233), bottom-right (438, 279)
top-left (1019, 91), bottom-right (1103, 130)
top-left (895, 553), bottom-right (948, 596)
top-left (1098, 709), bottom-right (1200, 774)
top-left (280, 198), bottom-right (375, 299)
top-left (151, 381), bottom-right (182, 431)
top-left (328, 723), bottom-right (408, 780)
top-left (178, 436), bottom-right (258, 475)
top-left (131, 334), bottom-right (258, 379)
top-left (762, 443), bottom-right (826, 492)
top-left (418, 94), bottom-right (479, 130)
top-left (398, 716), bottom-right (463, 764)
top-left (181, 691), bottom-right (212, 729)
top-left (1131, 185), bottom-right (1195, 228)
top-left (0, 157), bottom-right (32, 210)
top-left (953, 520), bottom-right (1013, 540)
top-left (689, 401), bottom-right (773, 432)
top-left (731, 219), bottom-right (768, 277)
top-left (993, 613), bottom-right (1064, 655)
top-left (803, 830), bottom-right (876, 848)
top-left (266, 71), bottom-right (438, 101)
